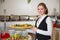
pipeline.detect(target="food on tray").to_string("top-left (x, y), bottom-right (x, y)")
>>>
top-left (6, 33), bottom-right (28, 40)
top-left (10, 24), bottom-right (34, 29)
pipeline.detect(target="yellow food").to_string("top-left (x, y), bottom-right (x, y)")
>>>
top-left (10, 24), bottom-right (34, 29)
top-left (6, 33), bottom-right (28, 40)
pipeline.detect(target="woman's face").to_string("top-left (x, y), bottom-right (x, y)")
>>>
top-left (37, 5), bottom-right (46, 15)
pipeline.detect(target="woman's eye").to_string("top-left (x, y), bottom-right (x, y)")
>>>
top-left (40, 8), bottom-right (43, 10)
top-left (38, 9), bottom-right (40, 10)
top-left (38, 8), bottom-right (44, 10)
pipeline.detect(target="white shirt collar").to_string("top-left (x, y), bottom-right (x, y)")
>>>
top-left (37, 15), bottom-right (47, 27)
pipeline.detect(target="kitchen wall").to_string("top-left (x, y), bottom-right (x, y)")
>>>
top-left (0, 0), bottom-right (1, 15)
top-left (0, 0), bottom-right (59, 15)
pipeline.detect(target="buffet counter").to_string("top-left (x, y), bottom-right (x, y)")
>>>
top-left (0, 21), bottom-right (35, 40)
top-left (0, 21), bottom-right (60, 40)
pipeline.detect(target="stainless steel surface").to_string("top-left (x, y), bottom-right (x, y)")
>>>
top-left (56, 20), bottom-right (60, 25)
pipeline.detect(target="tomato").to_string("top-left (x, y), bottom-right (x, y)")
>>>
top-left (1, 33), bottom-right (10, 40)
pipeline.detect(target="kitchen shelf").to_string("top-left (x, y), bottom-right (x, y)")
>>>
top-left (0, 15), bottom-right (38, 22)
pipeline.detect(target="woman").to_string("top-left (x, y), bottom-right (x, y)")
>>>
top-left (32, 3), bottom-right (53, 40)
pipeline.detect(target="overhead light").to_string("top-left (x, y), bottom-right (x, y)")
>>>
top-left (27, 0), bottom-right (31, 4)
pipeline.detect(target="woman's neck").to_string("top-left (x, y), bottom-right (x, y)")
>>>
top-left (39, 14), bottom-right (46, 18)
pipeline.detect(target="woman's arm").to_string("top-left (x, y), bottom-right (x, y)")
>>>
top-left (36, 17), bottom-right (53, 36)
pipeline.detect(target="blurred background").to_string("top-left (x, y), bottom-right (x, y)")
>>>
top-left (0, 0), bottom-right (60, 40)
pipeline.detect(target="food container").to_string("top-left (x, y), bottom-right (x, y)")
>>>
top-left (15, 31), bottom-right (22, 35)
top-left (21, 30), bottom-right (28, 36)
top-left (8, 30), bottom-right (15, 36)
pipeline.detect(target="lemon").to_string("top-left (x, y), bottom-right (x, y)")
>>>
top-left (14, 33), bottom-right (20, 38)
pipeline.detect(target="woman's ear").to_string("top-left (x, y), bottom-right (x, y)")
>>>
top-left (45, 8), bottom-right (48, 14)
top-left (45, 9), bottom-right (47, 11)
top-left (45, 9), bottom-right (47, 13)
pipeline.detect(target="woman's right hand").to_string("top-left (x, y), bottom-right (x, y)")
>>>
top-left (31, 27), bottom-right (38, 32)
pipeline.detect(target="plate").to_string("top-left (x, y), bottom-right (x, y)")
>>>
top-left (9, 24), bottom-right (34, 29)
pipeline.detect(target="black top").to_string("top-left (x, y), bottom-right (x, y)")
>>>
top-left (35, 16), bottom-right (51, 40)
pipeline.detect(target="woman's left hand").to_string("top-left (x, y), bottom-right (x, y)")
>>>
top-left (32, 27), bottom-right (38, 32)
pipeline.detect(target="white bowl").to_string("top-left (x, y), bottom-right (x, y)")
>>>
top-left (8, 30), bottom-right (15, 36)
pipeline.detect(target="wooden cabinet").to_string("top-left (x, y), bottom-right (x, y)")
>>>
top-left (51, 28), bottom-right (59, 40)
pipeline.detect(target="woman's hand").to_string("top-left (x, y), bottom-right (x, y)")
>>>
top-left (32, 27), bottom-right (38, 32)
